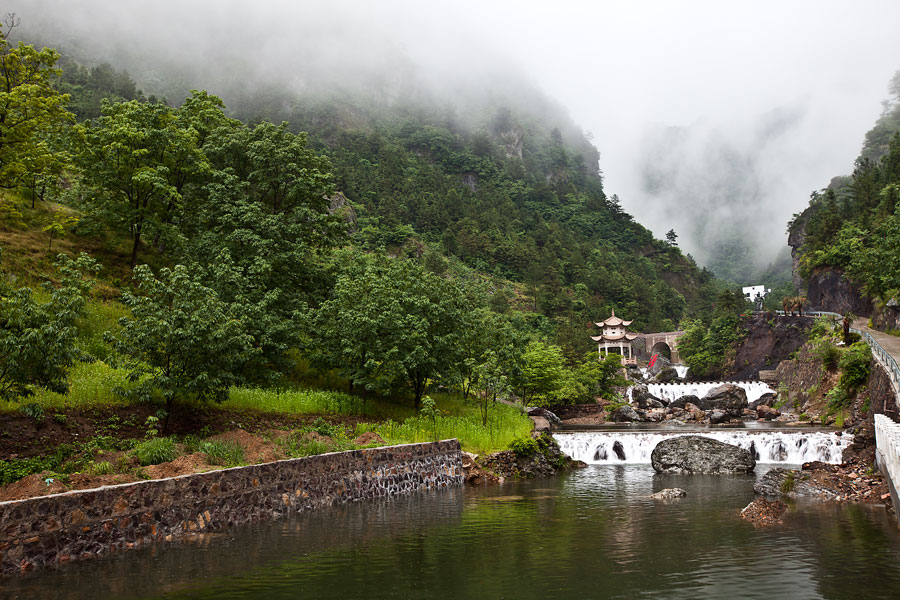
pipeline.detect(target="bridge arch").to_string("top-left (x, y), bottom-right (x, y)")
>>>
top-left (650, 341), bottom-right (672, 361)
top-left (636, 330), bottom-right (685, 363)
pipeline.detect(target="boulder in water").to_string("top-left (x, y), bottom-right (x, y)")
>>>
top-left (708, 409), bottom-right (728, 424)
top-left (651, 435), bottom-right (756, 474)
top-left (697, 384), bottom-right (748, 417)
top-left (651, 488), bottom-right (687, 500)
top-left (647, 355), bottom-right (672, 376)
top-left (631, 384), bottom-right (667, 408)
top-left (669, 395), bottom-right (699, 410)
top-left (756, 405), bottom-right (780, 420)
top-left (655, 366), bottom-right (679, 383)
top-left (612, 405), bottom-right (641, 423)
top-left (749, 392), bottom-right (777, 410)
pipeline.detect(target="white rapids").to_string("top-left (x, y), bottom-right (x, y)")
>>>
top-left (554, 430), bottom-right (852, 465)
top-left (629, 380), bottom-right (774, 404)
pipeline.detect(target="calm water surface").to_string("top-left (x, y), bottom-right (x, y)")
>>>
top-left (6, 465), bottom-right (900, 599)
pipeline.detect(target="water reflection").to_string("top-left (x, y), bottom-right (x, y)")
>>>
top-left (5, 466), bottom-right (900, 599)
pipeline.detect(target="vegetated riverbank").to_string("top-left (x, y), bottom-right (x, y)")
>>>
top-left (0, 378), bottom-right (538, 502)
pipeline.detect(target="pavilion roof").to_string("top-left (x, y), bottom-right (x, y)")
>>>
top-left (591, 332), bottom-right (638, 342)
top-left (594, 309), bottom-right (633, 328)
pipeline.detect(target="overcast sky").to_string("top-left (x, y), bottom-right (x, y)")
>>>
top-left (9, 0), bottom-right (900, 270)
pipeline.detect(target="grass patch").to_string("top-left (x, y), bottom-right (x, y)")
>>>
top-left (75, 299), bottom-right (128, 362)
top-left (0, 361), bottom-right (136, 414)
top-left (781, 470), bottom-right (797, 494)
top-left (132, 437), bottom-right (179, 466)
top-left (374, 396), bottom-right (532, 455)
top-left (223, 387), bottom-right (415, 421)
top-left (199, 440), bottom-right (245, 467)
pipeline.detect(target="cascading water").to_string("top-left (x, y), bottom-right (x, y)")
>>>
top-left (554, 430), bottom-right (852, 465)
top-left (628, 380), bottom-right (774, 404)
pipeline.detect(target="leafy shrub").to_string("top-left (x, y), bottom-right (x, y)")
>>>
top-left (839, 341), bottom-right (871, 391)
top-left (817, 340), bottom-right (842, 371)
top-left (808, 316), bottom-right (835, 339)
top-left (199, 440), bottom-right (245, 467)
top-left (0, 444), bottom-right (75, 484)
top-left (21, 402), bottom-right (46, 425)
top-left (309, 416), bottom-right (340, 437)
top-left (509, 435), bottom-right (539, 457)
top-left (826, 386), bottom-right (852, 411)
top-left (132, 437), bottom-right (178, 466)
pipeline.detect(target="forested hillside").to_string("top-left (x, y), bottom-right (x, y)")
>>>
top-left (789, 72), bottom-right (900, 308)
top-left (1, 23), bottom-right (723, 418)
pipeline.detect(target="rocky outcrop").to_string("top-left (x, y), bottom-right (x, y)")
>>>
top-left (650, 436), bottom-right (756, 474)
top-left (871, 300), bottom-right (900, 333)
top-left (740, 498), bottom-right (787, 527)
top-left (696, 384), bottom-right (748, 417)
top-left (728, 314), bottom-right (814, 380)
top-left (497, 126), bottom-right (524, 160)
top-left (650, 488), bottom-right (687, 500)
top-left (327, 192), bottom-right (358, 232)
top-left (480, 434), bottom-right (584, 479)
top-left (806, 268), bottom-right (872, 317)
top-left (754, 461), bottom-right (888, 502)
top-left (754, 468), bottom-right (835, 498)
top-left (788, 207), bottom-right (810, 294)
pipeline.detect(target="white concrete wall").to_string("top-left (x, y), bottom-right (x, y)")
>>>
top-left (875, 414), bottom-right (900, 523)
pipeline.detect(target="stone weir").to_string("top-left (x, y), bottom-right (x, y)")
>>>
top-left (555, 430), bottom-right (851, 465)
top-left (0, 440), bottom-right (463, 576)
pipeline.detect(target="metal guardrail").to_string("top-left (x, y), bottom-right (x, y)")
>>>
top-left (772, 310), bottom-right (900, 396)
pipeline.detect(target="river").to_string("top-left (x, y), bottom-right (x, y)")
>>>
top-left (6, 463), bottom-right (900, 599)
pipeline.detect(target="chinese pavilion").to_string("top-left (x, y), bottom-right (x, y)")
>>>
top-left (591, 309), bottom-right (638, 365)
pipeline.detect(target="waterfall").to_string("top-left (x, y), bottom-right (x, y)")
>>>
top-left (629, 381), bottom-right (774, 404)
top-left (554, 431), bottom-right (852, 465)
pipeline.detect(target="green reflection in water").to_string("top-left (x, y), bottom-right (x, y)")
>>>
top-left (7, 466), bottom-right (900, 600)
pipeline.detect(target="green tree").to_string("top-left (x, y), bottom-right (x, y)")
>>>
top-left (189, 172), bottom-right (337, 381)
top-left (518, 340), bottom-right (567, 406)
top-left (313, 254), bottom-right (470, 407)
top-left (108, 264), bottom-right (256, 429)
top-left (575, 352), bottom-right (628, 402)
top-left (75, 99), bottom-right (206, 266)
top-left (0, 249), bottom-right (99, 400)
top-left (0, 22), bottom-right (74, 189)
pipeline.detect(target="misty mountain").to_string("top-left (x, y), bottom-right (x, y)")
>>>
top-left (635, 104), bottom-right (809, 284)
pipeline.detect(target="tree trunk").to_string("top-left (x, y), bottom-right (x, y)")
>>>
top-left (130, 233), bottom-right (141, 267)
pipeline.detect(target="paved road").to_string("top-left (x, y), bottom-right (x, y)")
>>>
top-left (854, 318), bottom-right (900, 362)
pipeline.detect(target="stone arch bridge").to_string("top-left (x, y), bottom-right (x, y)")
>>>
top-left (634, 330), bottom-right (685, 363)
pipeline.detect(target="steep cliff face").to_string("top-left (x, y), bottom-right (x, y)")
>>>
top-left (806, 268), bottom-right (872, 317)
top-left (787, 202), bottom-right (872, 317)
top-left (871, 301), bottom-right (900, 332)
top-left (861, 357), bottom-right (899, 421)
top-left (787, 208), bottom-right (810, 295)
top-left (727, 314), bottom-right (813, 380)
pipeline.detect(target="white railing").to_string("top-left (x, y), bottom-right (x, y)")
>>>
top-left (875, 414), bottom-right (900, 506)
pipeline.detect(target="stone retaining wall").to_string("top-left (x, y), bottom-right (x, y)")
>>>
top-left (0, 440), bottom-right (463, 576)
